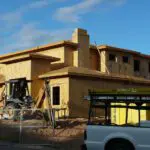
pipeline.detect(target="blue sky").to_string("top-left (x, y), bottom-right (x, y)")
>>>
top-left (0, 0), bottom-right (150, 55)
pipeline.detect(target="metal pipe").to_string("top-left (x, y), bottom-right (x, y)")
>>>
top-left (125, 104), bottom-right (129, 125)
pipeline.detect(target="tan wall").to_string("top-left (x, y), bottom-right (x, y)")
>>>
top-left (100, 51), bottom-right (107, 73)
top-left (90, 50), bottom-right (100, 70)
top-left (101, 50), bottom-right (150, 79)
top-left (73, 51), bottom-right (78, 67)
top-left (0, 64), bottom-right (7, 77)
top-left (72, 28), bottom-right (90, 68)
top-left (0, 60), bottom-right (32, 96)
top-left (0, 60), bottom-right (31, 81)
top-left (133, 57), bottom-right (150, 79)
top-left (0, 59), bottom-right (52, 99)
top-left (37, 47), bottom-right (65, 64)
top-left (64, 47), bottom-right (74, 66)
top-left (105, 51), bottom-right (133, 75)
top-left (49, 78), bottom-right (69, 117)
top-left (69, 77), bottom-right (124, 118)
top-left (31, 59), bottom-right (51, 99)
top-left (69, 76), bottom-right (149, 121)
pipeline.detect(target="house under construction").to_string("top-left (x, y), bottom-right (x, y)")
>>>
top-left (0, 28), bottom-right (150, 124)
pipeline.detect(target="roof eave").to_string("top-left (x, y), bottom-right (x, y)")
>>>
top-left (98, 45), bottom-right (150, 59)
top-left (0, 53), bottom-right (60, 64)
top-left (39, 70), bottom-right (150, 85)
top-left (0, 40), bottom-right (78, 61)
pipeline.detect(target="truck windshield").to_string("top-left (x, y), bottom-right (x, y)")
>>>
top-left (87, 90), bottom-right (150, 128)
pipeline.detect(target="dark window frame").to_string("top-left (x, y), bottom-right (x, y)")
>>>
top-left (134, 59), bottom-right (140, 72)
top-left (149, 62), bottom-right (150, 73)
top-left (109, 54), bottom-right (116, 62)
top-left (52, 86), bottom-right (60, 105)
top-left (122, 56), bottom-right (129, 63)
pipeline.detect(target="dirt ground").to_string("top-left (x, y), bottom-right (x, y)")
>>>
top-left (0, 118), bottom-right (87, 150)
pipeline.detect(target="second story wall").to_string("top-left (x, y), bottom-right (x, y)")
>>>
top-left (101, 49), bottom-right (150, 79)
top-left (0, 60), bottom-right (32, 93)
top-left (90, 49), bottom-right (100, 70)
top-left (4, 60), bottom-right (32, 81)
top-left (64, 46), bottom-right (74, 66)
top-left (133, 56), bottom-right (150, 79)
top-left (105, 51), bottom-right (133, 75)
top-left (37, 47), bottom-right (65, 64)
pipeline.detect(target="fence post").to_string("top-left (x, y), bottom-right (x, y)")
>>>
top-left (19, 109), bottom-right (23, 144)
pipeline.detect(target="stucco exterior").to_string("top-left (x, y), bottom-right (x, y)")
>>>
top-left (0, 28), bottom-right (149, 124)
top-left (99, 45), bottom-right (150, 79)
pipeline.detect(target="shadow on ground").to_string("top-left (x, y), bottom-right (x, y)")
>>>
top-left (0, 118), bottom-right (87, 150)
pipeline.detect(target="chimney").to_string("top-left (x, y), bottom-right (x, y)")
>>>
top-left (72, 28), bottom-right (90, 68)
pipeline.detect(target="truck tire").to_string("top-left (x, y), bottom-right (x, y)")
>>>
top-left (4, 103), bottom-right (20, 120)
top-left (105, 139), bottom-right (134, 150)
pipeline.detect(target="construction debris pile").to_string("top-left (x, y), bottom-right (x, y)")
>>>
top-left (0, 78), bottom-right (58, 127)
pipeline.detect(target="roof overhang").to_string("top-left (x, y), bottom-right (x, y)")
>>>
top-left (98, 45), bottom-right (150, 59)
top-left (39, 67), bottom-right (150, 85)
top-left (0, 40), bottom-right (78, 61)
top-left (0, 53), bottom-right (60, 64)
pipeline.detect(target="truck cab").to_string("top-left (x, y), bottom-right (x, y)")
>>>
top-left (82, 89), bottom-right (150, 150)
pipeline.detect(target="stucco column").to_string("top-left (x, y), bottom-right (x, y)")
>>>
top-left (72, 28), bottom-right (90, 68)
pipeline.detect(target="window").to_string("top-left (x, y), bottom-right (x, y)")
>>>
top-left (134, 60), bottom-right (140, 72)
top-left (52, 86), bottom-right (60, 105)
top-left (122, 56), bottom-right (129, 63)
top-left (149, 62), bottom-right (150, 73)
top-left (109, 54), bottom-right (116, 61)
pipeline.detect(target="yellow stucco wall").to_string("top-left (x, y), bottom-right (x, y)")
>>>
top-left (69, 77), bottom-right (126, 118)
top-left (73, 51), bottom-right (78, 67)
top-left (69, 76), bottom-right (149, 123)
top-left (72, 28), bottom-right (90, 68)
top-left (90, 50), bottom-right (100, 70)
top-left (49, 77), bottom-right (69, 117)
top-left (5, 60), bottom-right (31, 80)
top-left (0, 60), bottom-right (31, 81)
top-left (37, 47), bottom-right (65, 64)
top-left (0, 60), bottom-right (32, 93)
top-left (0, 59), bottom-right (51, 100)
top-left (100, 51), bottom-right (107, 73)
top-left (31, 59), bottom-right (51, 99)
top-left (64, 47), bottom-right (74, 66)
top-left (0, 64), bottom-right (7, 77)
top-left (102, 50), bottom-right (150, 79)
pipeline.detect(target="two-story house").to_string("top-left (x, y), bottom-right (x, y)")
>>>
top-left (0, 28), bottom-right (150, 124)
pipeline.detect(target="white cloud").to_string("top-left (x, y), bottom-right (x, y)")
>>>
top-left (0, 0), bottom-right (56, 27)
top-left (0, 0), bottom-right (71, 53)
top-left (54, 0), bottom-right (103, 23)
top-left (54, 0), bottom-right (127, 23)
top-left (106, 0), bottom-right (126, 6)
top-left (1, 23), bottom-right (72, 53)
top-left (0, 9), bottom-right (23, 26)
top-left (28, 0), bottom-right (49, 9)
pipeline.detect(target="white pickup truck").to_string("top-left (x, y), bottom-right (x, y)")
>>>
top-left (82, 121), bottom-right (150, 150)
top-left (81, 91), bottom-right (150, 150)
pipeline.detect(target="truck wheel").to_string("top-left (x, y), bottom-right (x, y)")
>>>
top-left (105, 139), bottom-right (134, 150)
top-left (4, 103), bottom-right (19, 120)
